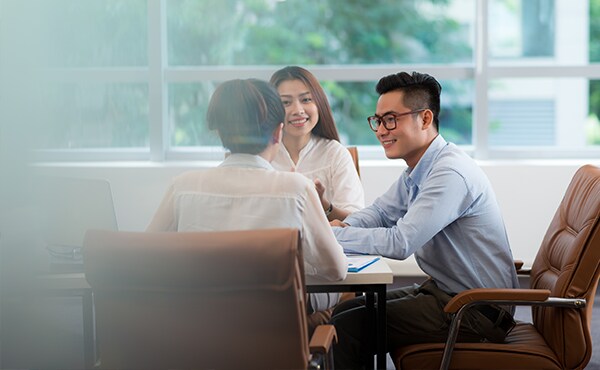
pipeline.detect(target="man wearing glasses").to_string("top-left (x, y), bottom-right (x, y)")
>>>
top-left (330, 71), bottom-right (519, 369)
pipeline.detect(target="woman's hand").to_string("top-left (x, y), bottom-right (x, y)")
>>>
top-left (314, 178), bottom-right (328, 209)
top-left (314, 178), bottom-right (351, 221)
top-left (329, 219), bottom-right (348, 228)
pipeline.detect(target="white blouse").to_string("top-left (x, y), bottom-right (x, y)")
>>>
top-left (146, 154), bottom-right (347, 283)
top-left (271, 135), bottom-right (365, 214)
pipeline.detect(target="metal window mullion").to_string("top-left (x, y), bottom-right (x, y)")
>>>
top-left (148, 0), bottom-right (167, 161)
top-left (488, 64), bottom-right (600, 79)
top-left (164, 64), bottom-right (474, 83)
top-left (473, 0), bottom-right (489, 160)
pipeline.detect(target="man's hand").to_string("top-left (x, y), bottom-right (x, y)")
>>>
top-left (330, 219), bottom-right (348, 228)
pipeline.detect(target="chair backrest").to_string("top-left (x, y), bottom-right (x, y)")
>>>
top-left (83, 228), bottom-right (308, 370)
top-left (529, 164), bottom-right (600, 369)
top-left (347, 146), bottom-right (360, 178)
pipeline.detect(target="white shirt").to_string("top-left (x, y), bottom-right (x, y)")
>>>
top-left (146, 153), bottom-right (347, 283)
top-left (271, 135), bottom-right (365, 213)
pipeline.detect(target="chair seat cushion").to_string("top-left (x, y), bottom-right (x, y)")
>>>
top-left (392, 322), bottom-right (562, 369)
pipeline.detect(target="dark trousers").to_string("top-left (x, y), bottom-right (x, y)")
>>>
top-left (330, 279), bottom-right (514, 370)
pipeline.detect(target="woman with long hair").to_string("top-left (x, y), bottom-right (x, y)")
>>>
top-left (270, 66), bottom-right (364, 221)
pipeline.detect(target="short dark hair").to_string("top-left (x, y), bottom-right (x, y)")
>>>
top-left (375, 71), bottom-right (442, 130)
top-left (270, 66), bottom-right (340, 141)
top-left (206, 79), bottom-right (285, 154)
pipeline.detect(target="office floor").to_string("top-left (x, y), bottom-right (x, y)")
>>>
top-left (2, 281), bottom-right (600, 369)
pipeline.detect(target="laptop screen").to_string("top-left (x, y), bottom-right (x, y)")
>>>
top-left (38, 176), bottom-right (119, 271)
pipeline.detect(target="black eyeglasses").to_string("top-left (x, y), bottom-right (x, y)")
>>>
top-left (367, 109), bottom-right (427, 132)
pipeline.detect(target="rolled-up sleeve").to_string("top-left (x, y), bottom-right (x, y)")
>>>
top-left (334, 168), bottom-right (473, 259)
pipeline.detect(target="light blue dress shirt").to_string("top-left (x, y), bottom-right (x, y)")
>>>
top-left (333, 135), bottom-right (519, 294)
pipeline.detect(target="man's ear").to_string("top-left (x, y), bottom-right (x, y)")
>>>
top-left (272, 123), bottom-right (284, 144)
top-left (421, 109), bottom-right (434, 130)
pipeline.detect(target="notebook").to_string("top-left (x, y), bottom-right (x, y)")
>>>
top-left (347, 255), bottom-right (380, 272)
top-left (38, 176), bottom-right (119, 273)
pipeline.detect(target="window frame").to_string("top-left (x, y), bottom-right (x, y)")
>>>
top-left (32, 0), bottom-right (600, 162)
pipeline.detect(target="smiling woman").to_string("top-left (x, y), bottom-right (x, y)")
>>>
top-left (276, 79), bottom-right (321, 155)
top-left (269, 66), bottom-right (365, 222)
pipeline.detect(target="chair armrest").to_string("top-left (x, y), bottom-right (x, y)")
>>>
top-left (517, 267), bottom-right (532, 275)
top-left (309, 324), bottom-right (337, 354)
top-left (444, 288), bottom-right (551, 313)
top-left (438, 288), bottom-right (586, 370)
top-left (513, 259), bottom-right (524, 270)
top-left (308, 325), bottom-right (337, 370)
top-left (514, 259), bottom-right (531, 275)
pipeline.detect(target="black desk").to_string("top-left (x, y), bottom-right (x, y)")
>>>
top-left (36, 273), bottom-right (94, 369)
top-left (306, 258), bottom-right (393, 370)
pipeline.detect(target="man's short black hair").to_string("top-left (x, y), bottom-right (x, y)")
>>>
top-left (375, 71), bottom-right (442, 131)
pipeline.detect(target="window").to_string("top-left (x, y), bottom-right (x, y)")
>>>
top-left (165, 0), bottom-right (475, 153)
top-left (3, 0), bottom-right (600, 161)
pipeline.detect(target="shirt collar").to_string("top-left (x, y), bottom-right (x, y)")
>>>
top-left (280, 134), bottom-right (317, 160)
top-left (278, 134), bottom-right (317, 168)
top-left (406, 135), bottom-right (448, 187)
top-left (219, 153), bottom-right (275, 170)
top-left (299, 135), bottom-right (317, 157)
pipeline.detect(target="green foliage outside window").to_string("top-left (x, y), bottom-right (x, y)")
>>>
top-left (32, 0), bottom-right (149, 149)
top-left (589, 0), bottom-right (600, 144)
top-left (167, 0), bottom-right (474, 147)
top-left (14, 0), bottom-right (600, 151)
top-left (24, 0), bottom-right (475, 150)
top-left (45, 0), bottom-right (147, 68)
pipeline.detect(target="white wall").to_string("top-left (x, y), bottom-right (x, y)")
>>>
top-left (32, 160), bottom-right (597, 275)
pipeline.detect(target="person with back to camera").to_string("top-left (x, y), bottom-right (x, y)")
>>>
top-left (146, 78), bottom-right (347, 315)
top-left (269, 66), bottom-right (365, 222)
top-left (329, 71), bottom-right (519, 369)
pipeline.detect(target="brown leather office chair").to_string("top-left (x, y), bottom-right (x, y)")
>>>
top-left (392, 164), bottom-right (600, 370)
top-left (347, 146), bottom-right (360, 178)
top-left (83, 228), bottom-right (336, 370)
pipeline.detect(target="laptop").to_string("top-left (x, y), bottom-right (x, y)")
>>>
top-left (38, 176), bottom-right (119, 273)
